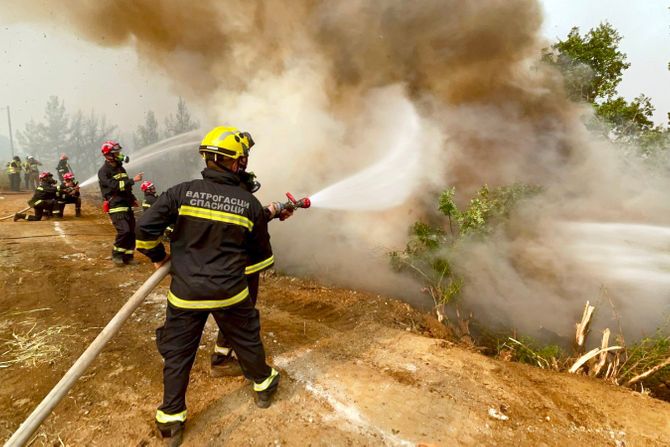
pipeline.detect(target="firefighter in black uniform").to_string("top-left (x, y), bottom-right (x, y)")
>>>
top-left (56, 172), bottom-right (82, 217)
top-left (136, 126), bottom-right (280, 442)
top-left (14, 171), bottom-right (57, 221)
top-left (98, 140), bottom-right (143, 266)
top-left (140, 180), bottom-right (159, 210)
top-left (56, 153), bottom-right (72, 182)
top-left (210, 132), bottom-right (294, 377)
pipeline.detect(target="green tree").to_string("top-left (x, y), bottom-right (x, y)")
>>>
top-left (164, 97), bottom-right (199, 137)
top-left (545, 23), bottom-right (669, 155)
top-left (543, 22), bottom-right (630, 103)
top-left (134, 110), bottom-right (160, 149)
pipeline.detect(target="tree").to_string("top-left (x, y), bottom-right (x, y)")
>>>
top-left (543, 22), bottom-right (630, 103)
top-left (69, 110), bottom-right (117, 179)
top-left (164, 97), bottom-right (199, 137)
top-left (134, 110), bottom-right (160, 149)
top-left (545, 23), bottom-right (669, 155)
top-left (16, 119), bottom-right (47, 159)
top-left (17, 96), bottom-right (69, 162)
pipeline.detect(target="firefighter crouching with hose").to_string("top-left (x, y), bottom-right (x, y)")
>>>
top-left (135, 126), bottom-right (280, 442)
top-left (14, 171), bottom-right (57, 221)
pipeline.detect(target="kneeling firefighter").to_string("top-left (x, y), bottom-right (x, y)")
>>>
top-left (14, 171), bottom-right (57, 221)
top-left (56, 172), bottom-right (82, 217)
top-left (135, 126), bottom-right (280, 442)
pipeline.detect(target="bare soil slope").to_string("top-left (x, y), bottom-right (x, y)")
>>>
top-left (0, 193), bottom-right (669, 446)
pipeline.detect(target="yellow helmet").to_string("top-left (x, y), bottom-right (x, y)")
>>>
top-left (199, 126), bottom-right (251, 160)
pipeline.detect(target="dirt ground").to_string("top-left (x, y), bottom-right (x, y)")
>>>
top-left (1, 191), bottom-right (669, 447)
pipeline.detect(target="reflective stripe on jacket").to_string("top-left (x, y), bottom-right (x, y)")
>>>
top-left (98, 161), bottom-right (137, 209)
top-left (136, 168), bottom-right (273, 309)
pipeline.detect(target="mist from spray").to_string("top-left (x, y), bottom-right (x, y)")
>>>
top-left (309, 100), bottom-right (421, 210)
top-left (78, 131), bottom-right (201, 188)
top-left (12, 0), bottom-right (670, 341)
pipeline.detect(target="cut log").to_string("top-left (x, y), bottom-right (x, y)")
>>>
top-left (625, 356), bottom-right (670, 387)
top-left (569, 346), bottom-right (622, 374)
top-left (575, 301), bottom-right (595, 350)
top-left (592, 329), bottom-right (611, 377)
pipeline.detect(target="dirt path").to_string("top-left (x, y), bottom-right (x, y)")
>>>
top-left (0, 193), bottom-right (669, 446)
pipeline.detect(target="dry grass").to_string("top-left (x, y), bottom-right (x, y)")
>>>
top-left (0, 317), bottom-right (70, 369)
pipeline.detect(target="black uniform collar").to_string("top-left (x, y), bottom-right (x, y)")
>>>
top-left (201, 167), bottom-right (241, 186)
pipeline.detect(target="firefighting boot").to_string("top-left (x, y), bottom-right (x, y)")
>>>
top-left (112, 255), bottom-right (125, 266)
top-left (210, 352), bottom-right (243, 377)
top-left (254, 369), bottom-right (280, 409)
top-left (75, 208), bottom-right (81, 217)
top-left (123, 255), bottom-right (138, 266)
top-left (156, 421), bottom-right (184, 446)
top-left (13, 213), bottom-right (26, 221)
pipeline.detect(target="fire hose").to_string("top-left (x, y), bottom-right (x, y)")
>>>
top-left (4, 262), bottom-right (171, 447)
top-left (4, 192), bottom-right (310, 446)
top-left (0, 207), bottom-right (30, 222)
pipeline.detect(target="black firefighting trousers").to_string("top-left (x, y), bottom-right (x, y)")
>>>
top-left (9, 173), bottom-right (21, 191)
top-left (215, 273), bottom-right (260, 351)
top-left (156, 297), bottom-right (273, 416)
top-left (109, 210), bottom-right (135, 260)
top-left (26, 200), bottom-right (55, 221)
top-left (57, 196), bottom-right (81, 216)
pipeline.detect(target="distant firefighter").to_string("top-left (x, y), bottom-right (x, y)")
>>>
top-left (14, 171), bottom-right (57, 221)
top-left (56, 172), bottom-right (81, 218)
top-left (140, 180), bottom-right (158, 210)
top-left (23, 155), bottom-right (42, 189)
top-left (6, 156), bottom-right (22, 191)
top-left (98, 140), bottom-right (143, 266)
top-left (56, 153), bottom-right (73, 182)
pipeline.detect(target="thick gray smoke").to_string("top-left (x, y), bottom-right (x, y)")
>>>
top-left (11, 1), bottom-right (670, 341)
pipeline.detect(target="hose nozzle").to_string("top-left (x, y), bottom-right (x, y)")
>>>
top-left (284, 192), bottom-right (311, 211)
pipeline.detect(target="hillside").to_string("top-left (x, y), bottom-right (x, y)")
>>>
top-left (0, 193), bottom-right (668, 446)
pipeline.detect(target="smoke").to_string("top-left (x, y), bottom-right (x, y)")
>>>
top-left (12, 1), bottom-right (670, 340)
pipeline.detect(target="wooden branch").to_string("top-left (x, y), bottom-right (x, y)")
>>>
top-left (592, 329), bottom-right (611, 377)
top-left (575, 301), bottom-right (595, 350)
top-left (625, 356), bottom-right (670, 387)
top-left (569, 346), bottom-right (622, 374)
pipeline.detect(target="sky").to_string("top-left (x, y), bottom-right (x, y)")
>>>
top-left (0, 0), bottom-right (668, 156)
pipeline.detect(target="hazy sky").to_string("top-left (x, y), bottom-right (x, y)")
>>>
top-left (0, 0), bottom-right (668, 152)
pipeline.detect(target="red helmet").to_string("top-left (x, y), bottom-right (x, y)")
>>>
top-left (101, 140), bottom-right (122, 155)
top-left (38, 171), bottom-right (52, 180)
top-left (63, 172), bottom-right (75, 181)
top-left (140, 181), bottom-right (154, 192)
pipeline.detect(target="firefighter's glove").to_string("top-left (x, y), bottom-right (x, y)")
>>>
top-left (266, 202), bottom-right (285, 220)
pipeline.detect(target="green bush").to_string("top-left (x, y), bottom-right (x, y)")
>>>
top-left (390, 183), bottom-right (540, 321)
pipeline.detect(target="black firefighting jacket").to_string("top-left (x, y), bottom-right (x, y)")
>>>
top-left (136, 168), bottom-right (274, 310)
top-left (29, 181), bottom-right (57, 207)
top-left (57, 181), bottom-right (80, 202)
top-left (97, 161), bottom-right (137, 213)
top-left (142, 192), bottom-right (158, 210)
top-left (56, 159), bottom-right (71, 177)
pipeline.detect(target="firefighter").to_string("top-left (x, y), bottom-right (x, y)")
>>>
top-left (98, 140), bottom-right (143, 266)
top-left (56, 172), bottom-right (81, 217)
top-left (211, 132), bottom-right (294, 377)
top-left (56, 153), bottom-right (72, 182)
top-left (136, 126), bottom-right (280, 442)
top-left (23, 156), bottom-right (41, 190)
top-left (14, 171), bottom-right (57, 221)
top-left (6, 156), bottom-right (22, 191)
top-left (140, 180), bottom-right (158, 210)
